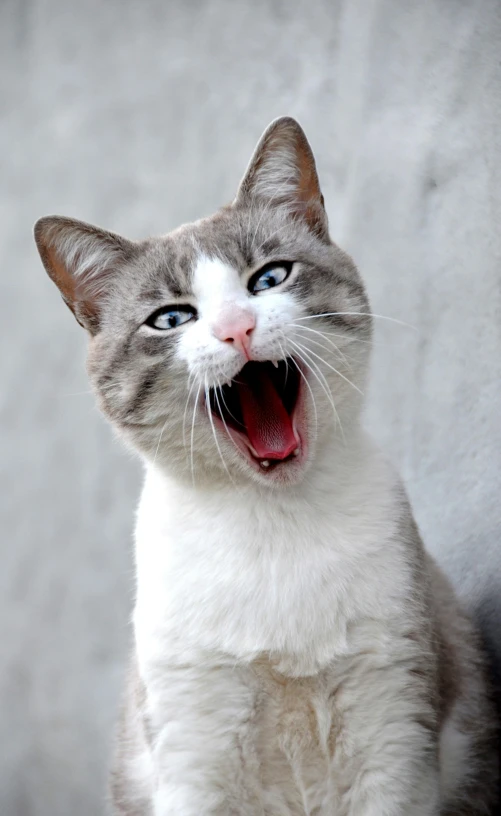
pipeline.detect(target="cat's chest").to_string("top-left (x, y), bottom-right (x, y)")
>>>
top-left (133, 484), bottom-right (397, 672)
top-left (251, 657), bottom-right (339, 814)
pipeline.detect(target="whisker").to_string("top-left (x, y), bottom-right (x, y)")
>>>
top-left (298, 349), bottom-right (345, 444)
top-left (284, 352), bottom-right (289, 388)
top-left (153, 417), bottom-right (169, 465)
top-left (215, 386), bottom-right (236, 436)
top-left (288, 339), bottom-right (332, 402)
top-left (216, 383), bottom-right (242, 429)
top-left (295, 312), bottom-right (417, 331)
top-left (62, 382), bottom-right (118, 397)
top-left (288, 339), bottom-right (343, 440)
top-left (291, 345), bottom-right (343, 440)
top-left (293, 341), bottom-right (363, 396)
top-left (182, 376), bottom-right (198, 449)
top-left (292, 325), bottom-right (376, 347)
top-left (214, 385), bottom-right (245, 469)
top-left (289, 325), bottom-right (352, 366)
top-left (190, 383), bottom-right (202, 486)
top-left (205, 377), bottom-right (235, 485)
top-left (291, 327), bottom-right (403, 352)
top-left (277, 341), bottom-right (290, 388)
top-left (289, 355), bottom-right (318, 436)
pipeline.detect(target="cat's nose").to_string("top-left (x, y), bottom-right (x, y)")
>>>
top-left (212, 307), bottom-right (256, 360)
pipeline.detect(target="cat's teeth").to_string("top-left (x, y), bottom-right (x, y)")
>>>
top-left (260, 460), bottom-right (270, 468)
top-left (272, 360), bottom-right (279, 368)
top-left (293, 448), bottom-right (300, 457)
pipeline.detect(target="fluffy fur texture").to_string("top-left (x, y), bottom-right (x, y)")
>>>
top-left (34, 117), bottom-right (498, 814)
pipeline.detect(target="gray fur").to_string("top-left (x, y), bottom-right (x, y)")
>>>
top-left (33, 117), bottom-right (499, 815)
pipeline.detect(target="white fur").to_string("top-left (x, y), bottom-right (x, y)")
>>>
top-left (134, 437), bottom-right (445, 815)
top-left (130, 254), bottom-right (472, 814)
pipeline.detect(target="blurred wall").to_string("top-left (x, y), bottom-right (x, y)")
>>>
top-left (1, 1), bottom-right (500, 814)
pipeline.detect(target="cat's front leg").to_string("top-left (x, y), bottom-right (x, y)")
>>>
top-left (346, 766), bottom-right (440, 816)
top-left (144, 656), bottom-right (264, 816)
top-left (331, 660), bottom-right (441, 816)
top-left (340, 728), bottom-right (441, 816)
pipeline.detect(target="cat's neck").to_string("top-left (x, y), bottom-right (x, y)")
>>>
top-left (142, 425), bottom-right (389, 528)
top-left (134, 426), bottom-right (401, 671)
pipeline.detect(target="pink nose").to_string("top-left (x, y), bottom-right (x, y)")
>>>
top-left (212, 307), bottom-right (256, 359)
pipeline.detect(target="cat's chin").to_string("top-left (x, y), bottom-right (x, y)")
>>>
top-left (213, 413), bottom-right (309, 485)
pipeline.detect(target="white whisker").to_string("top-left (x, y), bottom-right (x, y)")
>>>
top-left (182, 376), bottom-right (198, 449)
top-left (205, 377), bottom-right (235, 485)
top-left (293, 341), bottom-right (363, 396)
top-left (289, 324), bottom-right (352, 366)
top-left (153, 417), bottom-right (169, 465)
top-left (289, 354), bottom-right (318, 436)
top-left (295, 312), bottom-right (417, 331)
top-left (190, 383), bottom-right (202, 486)
top-left (288, 339), bottom-right (343, 440)
top-left (277, 341), bottom-right (290, 388)
top-left (216, 380), bottom-right (242, 429)
top-left (63, 382), bottom-right (118, 397)
top-left (214, 385), bottom-right (245, 471)
top-left (288, 339), bottom-right (331, 400)
top-left (292, 324), bottom-right (376, 347)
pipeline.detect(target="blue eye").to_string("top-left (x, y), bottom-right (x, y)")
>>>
top-left (146, 306), bottom-right (197, 330)
top-left (249, 262), bottom-right (293, 294)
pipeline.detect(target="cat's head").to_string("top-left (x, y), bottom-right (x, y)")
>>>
top-left (34, 117), bottom-right (371, 487)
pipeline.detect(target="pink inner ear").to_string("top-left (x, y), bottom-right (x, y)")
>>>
top-left (34, 216), bottom-right (134, 334)
top-left (42, 243), bottom-right (100, 330)
top-left (40, 241), bottom-right (77, 308)
top-left (296, 143), bottom-right (322, 205)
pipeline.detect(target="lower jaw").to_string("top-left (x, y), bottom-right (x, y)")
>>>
top-left (208, 364), bottom-right (310, 482)
top-left (213, 413), bottom-right (309, 481)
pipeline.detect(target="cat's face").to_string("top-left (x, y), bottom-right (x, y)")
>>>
top-left (34, 117), bottom-right (371, 487)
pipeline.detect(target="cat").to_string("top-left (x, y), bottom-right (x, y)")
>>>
top-left (34, 117), bottom-right (498, 815)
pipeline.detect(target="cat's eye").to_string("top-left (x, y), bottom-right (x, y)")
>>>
top-left (145, 305), bottom-right (197, 330)
top-left (248, 262), bottom-right (293, 295)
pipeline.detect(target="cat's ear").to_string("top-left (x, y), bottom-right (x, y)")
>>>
top-left (235, 116), bottom-right (328, 238)
top-left (34, 216), bottom-right (136, 334)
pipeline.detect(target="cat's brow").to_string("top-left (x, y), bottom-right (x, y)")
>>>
top-left (167, 281), bottom-right (189, 299)
top-left (138, 286), bottom-right (191, 304)
top-left (138, 289), bottom-right (170, 302)
top-left (256, 237), bottom-right (281, 257)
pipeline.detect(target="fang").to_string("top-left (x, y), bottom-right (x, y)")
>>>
top-left (293, 448), bottom-right (299, 456)
top-left (260, 460), bottom-right (270, 468)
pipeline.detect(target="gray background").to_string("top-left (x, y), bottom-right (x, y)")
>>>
top-left (1, 1), bottom-right (500, 814)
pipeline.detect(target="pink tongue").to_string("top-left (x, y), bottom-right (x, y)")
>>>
top-left (237, 368), bottom-right (297, 460)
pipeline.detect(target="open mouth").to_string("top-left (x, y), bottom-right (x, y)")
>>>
top-left (207, 359), bottom-right (303, 471)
